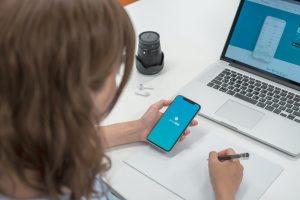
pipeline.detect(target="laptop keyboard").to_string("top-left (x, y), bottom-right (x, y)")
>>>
top-left (207, 69), bottom-right (300, 124)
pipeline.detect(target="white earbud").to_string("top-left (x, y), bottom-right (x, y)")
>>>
top-left (134, 84), bottom-right (154, 97)
top-left (135, 90), bottom-right (151, 97)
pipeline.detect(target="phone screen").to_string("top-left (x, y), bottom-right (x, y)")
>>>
top-left (147, 95), bottom-right (201, 152)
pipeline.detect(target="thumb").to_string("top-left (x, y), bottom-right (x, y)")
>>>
top-left (151, 99), bottom-right (172, 110)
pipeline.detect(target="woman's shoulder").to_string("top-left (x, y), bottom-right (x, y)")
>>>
top-left (0, 176), bottom-right (119, 200)
top-left (89, 176), bottom-right (120, 200)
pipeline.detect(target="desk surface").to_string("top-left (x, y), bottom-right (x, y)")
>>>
top-left (103, 0), bottom-right (300, 199)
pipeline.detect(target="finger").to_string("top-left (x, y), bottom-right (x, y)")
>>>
top-left (218, 148), bottom-right (240, 163)
top-left (208, 151), bottom-right (219, 163)
top-left (189, 119), bottom-right (198, 127)
top-left (183, 129), bottom-right (191, 136)
top-left (158, 112), bottom-right (163, 118)
top-left (227, 148), bottom-right (236, 155)
top-left (179, 135), bottom-right (186, 142)
top-left (151, 99), bottom-right (172, 110)
top-left (217, 149), bottom-right (229, 157)
top-left (217, 148), bottom-right (236, 157)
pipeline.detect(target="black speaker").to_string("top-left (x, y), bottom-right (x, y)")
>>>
top-left (136, 31), bottom-right (164, 75)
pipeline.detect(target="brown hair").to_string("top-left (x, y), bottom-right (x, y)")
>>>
top-left (0, 0), bottom-right (135, 199)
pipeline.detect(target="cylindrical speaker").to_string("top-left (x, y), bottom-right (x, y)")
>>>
top-left (136, 31), bottom-right (164, 75)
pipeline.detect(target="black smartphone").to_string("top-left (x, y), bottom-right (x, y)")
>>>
top-left (147, 95), bottom-right (201, 152)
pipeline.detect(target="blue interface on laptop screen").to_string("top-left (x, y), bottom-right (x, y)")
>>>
top-left (225, 0), bottom-right (300, 84)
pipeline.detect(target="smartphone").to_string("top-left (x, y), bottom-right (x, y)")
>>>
top-left (147, 95), bottom-right (201, 152)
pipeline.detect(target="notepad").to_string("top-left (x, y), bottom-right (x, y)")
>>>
top-left (124, 127), bottom-right (283, 200)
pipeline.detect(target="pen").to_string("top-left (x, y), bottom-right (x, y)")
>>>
top-left (218, 152), bottom-right (250, 161)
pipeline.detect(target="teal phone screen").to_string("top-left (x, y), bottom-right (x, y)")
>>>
top-left (147, 96), bottom-right (200, 151)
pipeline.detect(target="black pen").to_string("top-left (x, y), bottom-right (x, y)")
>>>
top-left (218, 152), bottom-right (250, 161)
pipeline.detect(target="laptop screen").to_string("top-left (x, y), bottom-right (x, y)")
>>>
top-left (223, 0), bottom-right (300, 85)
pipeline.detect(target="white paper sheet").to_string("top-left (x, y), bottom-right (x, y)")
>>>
top-left (124, 129), bottom-right (283, 200)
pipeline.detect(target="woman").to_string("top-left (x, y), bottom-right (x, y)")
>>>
top-left (0, 0), bottom-right (243, 199)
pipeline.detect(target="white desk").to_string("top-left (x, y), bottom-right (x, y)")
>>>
top-left (103, 0), bottom-right (300, 199)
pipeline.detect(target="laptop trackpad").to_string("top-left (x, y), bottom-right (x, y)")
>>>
top-left (215, 100), bottom-right (265, 130)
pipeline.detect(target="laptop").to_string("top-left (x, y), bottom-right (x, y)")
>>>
top-left (178, 0), bottom-right (300, 156)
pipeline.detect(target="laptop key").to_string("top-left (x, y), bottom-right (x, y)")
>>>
top-left (257, 102), bottom-right (266, 108)
top-left (259, 98), bottom-right (266, 102)
top-left (261, 85), bottom-right (267, 89)
top-left (287, 99), bottom-right (294, 104)
top-left (286, 108), bottom-right (293, 113)
top-left (213, 85), bottom-right (220, 89)
top-left (265, 106), bottom-right (274, 112)
top-left (234, 88), bottom-right (241, 93)
top-left (295, 102), bottom-right (300, 107)
top-left (253, 91), bottom-right (259, 95)
top-left (279, 106), bottom-right (285, 110)
top-left (293, 111), bottom-right (300, 118)
top-left (253, 96), bottom-right (260, 100)
top-left (280, 97), bottom-right (287, 101)
top-left (272, 103), bottom-right (279, 108)
top-left (222, 83), bottom-right (228, 87)
top-left (287, 115), bottom-right (296, 120)
top-left (207, 83), bottom-right (214, 87)
top-left (254, 87), bottom-right (261, 91)
top-left (266, 96), bottom-right (272, 100)
top-left (295, 119), bottom-right (300, 123)
top-left (292, 106), bottom-right (299, 111)
top-left (241, 86), bottom-right (247, 90)
top-left (280, 92), bottom-right (287, 97)
top-left (280, 113), bottom-right (287, 117)
top-left (261, 90), bottom-right (268, 94)
top-left (274, 90), bottom-right (280, 94)
top-left (219, 87), bottom-right (227, 92)
top-left (273, 109), bottom-right (281, 114)
top-left (274, 94), bottom-right (281, 99)
top-left (234, 93), bottom-right (258, 104)
top-left (246, 93), bottom-right (253, 98)
top-left (254, 83), bottom-right (261, 87)
top-left (259, 94), bottom-right (266, 98)
top-left (215, 76), bottom-right (222, 81)
top-left (212, 80), bottom-right (222, 85)
top-left (240, 91), bottom-right (247, 95)
top-left (266, 100), bottom-right (273, 105)
top-left (226, 90), bottom-right (235, 96)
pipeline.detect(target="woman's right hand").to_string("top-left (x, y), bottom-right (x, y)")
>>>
top-left (208, 148), bottom-right (244, 200)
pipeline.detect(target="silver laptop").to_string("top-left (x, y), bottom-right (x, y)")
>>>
top-left (178, 0), bottom-right (300, 157)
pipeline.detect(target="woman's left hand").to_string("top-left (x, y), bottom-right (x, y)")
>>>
top-left (137, 99), bottom-right (199, 142)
